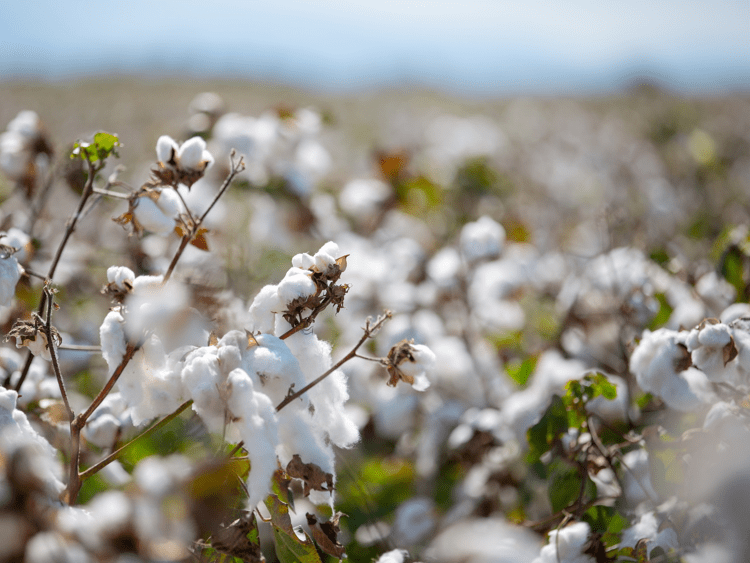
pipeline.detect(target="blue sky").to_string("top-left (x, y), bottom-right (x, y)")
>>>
top-left (1, 0), bottom-right (748, 95)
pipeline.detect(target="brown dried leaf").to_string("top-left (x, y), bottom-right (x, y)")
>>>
top-left (211, 514), bottom-right (265, 563)
top-left (285, 454), bottom-right (334, 497)
top-left (306, 512), bottom-right (346, 558)
top-left (245, 330), bottom-right (259, 350)
top-left (190, 228), bottom-right (210, 251)
top-left (673, 343), bottom-right (693, 373)
top-left (723, 336), bottom-right (738, 366)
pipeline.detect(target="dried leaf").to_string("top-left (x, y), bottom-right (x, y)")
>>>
top-left (306, 512), bottom-right (346, 558)
top-left (285, 455), bottom-right (334, 497)
top-left (190, 228), bottom-right (210, 251)
top-left (245, 330), bottom-right (259, 350)
top-left (211, 513), bottom-right (265, 563)
top-left (208, 332), bottom-right (219, 347)
top-left (723, 336), bottom-right (738, 366)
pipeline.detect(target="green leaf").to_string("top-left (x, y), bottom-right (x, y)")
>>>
top-left (71, 131), bottom-right (120, 162)
top-left (548, 461), bottom-right (581, 512)
top-left (265, 495), bottom-right (321, 563)
top-left (506, 356), bottom-right (537, 387)
top-left (527, 395), bottom-right (568, 465)
top-left (648, 293), bottom-right (673, 330)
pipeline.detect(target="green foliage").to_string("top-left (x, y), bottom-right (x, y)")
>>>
top-left (547, 460), bottom-right (581, 513)
top-left (648, 293), bottom-right (673, 330)
top-left (71, 131), bottom-right (121, 162)
top-left (584, 505), bottom-right (628, 549)
top-left (506, 356), bottom-right (537, 387)
top-left (562, 373), bottom-right (618, 429)
top-left (526, 395), bottom-right (568, 466)
top-left (265, 495), bottom-right (322, 563)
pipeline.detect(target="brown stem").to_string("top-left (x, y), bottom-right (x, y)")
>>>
top-left (43, 287), bottom-right (74, 423)
top-left (276, 311), bottom-right (391, 412)
top-left (15, 157), bottom-right (101, 392)
top-left (79, 399), bottom-right (193, 481)
top-left (161, 151), bottom-right (244, 285)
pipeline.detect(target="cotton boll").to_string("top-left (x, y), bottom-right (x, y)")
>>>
top-left (721, 302), bottom-right (750, 324)
top-left (696, 271), bottom-right (736, 315)
top-left (132, 196), bottom-right (175, 235)
top-left (534, 521), bottom-right (595, 563)
top-left (156, 135), bottom-right (178, 166)
top-left (291, 252), bottom-right (315, 270)
top-left (247, 284), bottom-right (282, 334)
top-left (181, 348), bottom-right (225, 433)
top-left (396, 343), bottom-right (435, 392)
top-left (390, 497), bottom-right (436, 546)
top-left (154, 187), bottom-right (183, 219)
top-left (376, 549), bottom-right (409, 563)
top-left (427, 247), bottom-right (461, 290)
top-left (629, 328), bottom-right (708, 411)
top-left (225, 368), bottom-right (279, 508)
top-left (620, 512), bottom-right (679, 551)
top-left (277, 267), bottom-right (317, 305)
top-left (106, 266), bottom-right (135, 291)
top-left (339, 178), bottom-right (392, 221)
top-left (460, 215), bottom-right (505, 263)
top-left (2, 227), bottom-right (31, 263)
top-left (0, 254), bottom-right (20, 307)
top-left (82, 413), bottom-right (120, 449)
top-left (241, 334), bottom-right (308, 406)
top-left (0, 387), bottom-right (65, 495)
top-left (621, 448), bottom-right (657, 506)
top-left (177, 136), bottom-right (211, 171)
top-left (283, 331), bottom-right (359, 448)
top-left (25, 532), bottom-right (89, 563)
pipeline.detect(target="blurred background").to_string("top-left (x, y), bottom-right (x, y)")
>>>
top-left (1, 0), bottom-right (748, 95)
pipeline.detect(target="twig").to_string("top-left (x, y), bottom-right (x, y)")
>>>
top-left (92, 187), bottom-right (131, 199)
top-left (162, 151), bottom-right (244, 284)
top-left (43, 286), bottom-right (74, 423)
top-left (79, 399), bottom-right (193, 481)
top-left (276, 311), bottom-right (392, 412)
top-left (16, 156), bottom-right (102, 392)
top-left (58, 344), bottom-right (102, 352)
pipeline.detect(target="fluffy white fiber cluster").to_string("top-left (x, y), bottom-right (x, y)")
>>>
top-left (98, 243), bottom-right (359, 508)
top-left (156, 135), bottom-right (214, 172)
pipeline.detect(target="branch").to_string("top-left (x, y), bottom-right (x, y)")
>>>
top-left (43, 286), bottom-right (74, 423)
top-left (162, 151), bottom-right (244, 285)
top-left (276, 311), bottom-right (391, 412)
top-left (79, 399), bottom-right (193, 481)
top-left (15, 156), bottom-right (102, 392)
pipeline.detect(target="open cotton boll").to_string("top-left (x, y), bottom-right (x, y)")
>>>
top-left (277, 267), bottom-right (317, 304)
top-left (177, 136), bottom-right (214, 171)
top-left (396, 343), bottom-right (435, 391)
top-left (154, 187), bottom-right (183, 218)
top-left (133, 195), bottom-right (176, 235)
top-left (629, 328), bottom-right (708, 411)
top-left (375, 550), bottom-right (409, 563)
top-left (0, 253), bottom-right (21, 307)
top-left (99, 311), bottom-right (127, 372)
top-left (339, 178), bottom-right (391, 221)
top-left (126, 276), bottom-right (188, 339)
top-left (620, 512), bottom-right (679, 551)
top-left (181, 347), bottom-right (226, 433)
top-left (247, 284), bottom-right (282, 334)
top-left (0, 387), bottom-right (65, 495)
top-left (459, 215), bottom-right (505, 262)
top-left (291, 252), bottom-right (315, 270)
top-left (534, 521), bottom-right (595, 563)
top-left (225, 368), bottom-right (279, 508)
top-left (283, 331), bottom-right (359, 447)
top-left (3, 227), bottom-right (32, 263)
top-left (156, 135), bottom-right (179, 166)
top-left (241, 334), bottom-right (308, 405)
top-left (106, 266), bottom-right (135, 291)
top-left (620, 448), bottom-right (657, 505)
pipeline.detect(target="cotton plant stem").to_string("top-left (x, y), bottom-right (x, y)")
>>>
top-left (15, 157), bottom-right (101, 392)
top-left (162, 151), bottom-right (245, 285)
top-left (43, 288), bottom-right (74, 423)
top-left (92, 186), bottom-right (130, 199)
top-left (276, 311), bottom-right (392, 412)
top-left (79, 399), bottom-right (193, 481)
